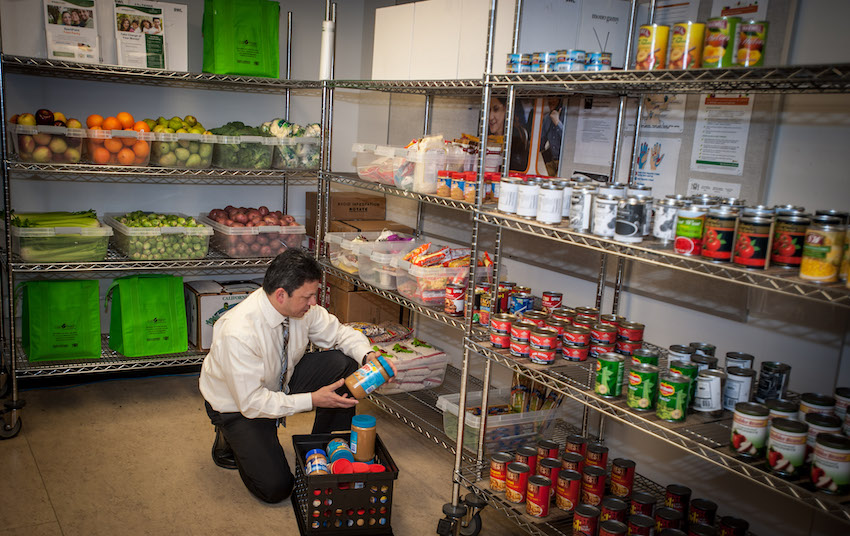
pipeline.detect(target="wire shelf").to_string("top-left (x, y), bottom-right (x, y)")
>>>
top-left (321, 172), bottom-right (477, 211)
top-left (330, 78), bottom-right (483, 95)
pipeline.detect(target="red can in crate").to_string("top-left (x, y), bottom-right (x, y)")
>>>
top-left (581, 465), bottom-right (607, 506)
top-left (563, 325), bottom-right (591, 345)
top-left (529, 346), bottom-right (556, 364)
top-left (618, 321), bottom-right (645, 342)
top-left (537, 458), bottom-right (561, 499)
top-left (509, 338), bottom-right (530, 358)
top-left (490, 452), bottom-right (512, 491)
top-left (544, 318), bottom-right (569, 343)
top-left (601, 496), bottom-right (629, 523)
top-left (562, 342), bottom-right (589, 361)
top-left (555, 469), bottom-right (581, 511)
top-left (599, 314), bottom-right (624, 328)
top-left (530, 328), bottom-right (559, 349)
top-left (489, 313), bottom-right (515, 334)
top-left (585, 443), bottom-right (609, 469)
top-left (590, 341), bottom-right (616, 358)
top-left (573, 316), bottom-right (595, 330)
top-left (489, 331), bottom-right (510, 349)
top-left (537, 439), bottom-right (560, 461)
top-left (591, 323), bottom-right (619, 344)
top-left (573, 504), bottom-right (601, 535)
top-left (505, 462), bottom-right (530, 504)
top-left (521, 310), bottom-right (549, 327)
top-left (541, 291), bottom-right (563, 312)
top-left (515, 445), bottom-right (538, 475)
top-left (525, 475), bottom-right (552, 518)
top-left (609, 458), bottom-right (636, 498)
top-left (510, 321), bottom-right (535, 342)
top-left (561, 451), bottom-right (585, 473)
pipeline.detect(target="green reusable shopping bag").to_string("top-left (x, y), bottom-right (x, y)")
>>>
top-left (202, 0), bottom-right (280, 78)
top-left (20, 280), bottom-right (101, 362)
top-left (107, 274), bottom-right (188, 357)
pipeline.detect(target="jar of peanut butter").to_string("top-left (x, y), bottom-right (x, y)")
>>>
top-left (351, 414), bottom-right (377, 463)
top-left (344, 355), bottom-right (396, 399)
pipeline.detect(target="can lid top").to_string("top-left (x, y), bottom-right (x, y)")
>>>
top-left (690, 497), bottom-right (718, 509)
top-left (539, 457), bottom-right (561, 468)
top-left (766, 398), bottom-right (798, 412)
top-left (600, 496), bottom-right (628, 508)
top-left (632, 362), bottom-right (659, 373)
top-left (599, 520), bottom-right (628, 531)
top-left (583, 465), bottom-right (607, 476)
top-left (666, 483), bottom-right (691, 495)
top-left (574, 504), bottom-right (601, 516)
top-left (655, 506), bottom-right (683, 519)
top-left (517, 445), bottom-right (538, 455)
top-left (805, 412), bottom-right (842, 427)
top-left (631, 491), bottom-right (656, 502)
top-left (598, 352), bottom-right (625, 362)
top-left (669, 345), bottom-right (693, 353)
top-left (815, 433), bottom-right (850, 450)
top-left (726, 366), bottom-right (757, 376)
top-left (587, 442), bottom-right (608, 452)
top-left (811, 214), bottom-right (843, 225)
top-left (801, 392), bottom-right (836, 406)
top-left (507, 461), bottom-right (530, 472)
top-left (566, 434), bottom-right (586, 443)
top-left (835, 387), bottom-right (850, 398)
top-left (612, 457), bottom-right (636, 468)
top-left (771, 417), bottom-right (808, 434)
top-left (561, 451), bottom-right (585, 461)
top-left (491, 452), bottom-right (513, 463)
top-left (633, 347), bottom-right (659, 357)
top-left (726, 351), bottom-right (754, 360)
top-left (629, 514), bottom-right (656, 527)
top-left (538, 439), bottom-right (559, 448)
top-left (662, 371), bottom-right (691, 383)
top-left (527, 474), bottom-right (552, 486)
top-left (734, 402), bottom-right (769, 417)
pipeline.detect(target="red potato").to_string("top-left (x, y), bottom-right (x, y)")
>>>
top-left (259, 206), bottom-right (269, 216)
top-left (260, 245), bottom-right (273, 256)
top-left (283, 215), bottom-right (295, 225)
top-left (242, 235), bottom-right (256, 245)
top-left (224, 219), bottom-right (234, 226)
top-left (231, 222), bottom-right (245, 227)
top-left (234, 243), bottom-right (250, 256)
top-left (247, 209), bottom-right (261, 220)
top-left (249, 242), bottom-right (262, 253)
top-left (263, 215), bottom-right (278, 225)
top-left (234, 213), bottom-right (248, 224)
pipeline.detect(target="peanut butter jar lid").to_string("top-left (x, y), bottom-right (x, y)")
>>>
top-left (352, 414), bottom-right (376, 428)
top-left (377, 354), bottom-right (396, 377)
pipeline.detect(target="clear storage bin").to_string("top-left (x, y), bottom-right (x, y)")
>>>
top-left (325, 231), bottom-right (385, 274)
top-left (10, 123), bottom-right (86, 164)
top-left (436, 389), bottom-right (561, 454)
top-left (199, 214), bottom-right (305, 257)
top-left (353, 143), bottom-right (414, 188)
top-left (395, 259), bottom-right (469, 307)
top-left (352, 236), bottom-right (420, 288)
top-left (212, 135), bottom-right (275, 170)
top-left (85, 128), bottom-right (153, 166)
top-left (150, 132), bottom-right (216, 168)
top-left (272, 137), bottom-right (320, 170)
top-left (408, 148), bottom-right (447, 194)
top-left (10, 221), bottom-right (112, 262)
top-left (104, 213), bottom-right (212, 260)
top-left (375, 343), bottom-right (449, 395)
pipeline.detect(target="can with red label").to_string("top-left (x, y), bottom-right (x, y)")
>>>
top-left (599, 519), bottom-right (628, 536)
top-left (585, 443), bottom-right (609, 469)
top-left (573, 315), bottom-right (595, 330)
top-left (561, 451), bottom-right (585, 473)
top-left (529, 327), bottom-right (559, 349)
top-left (521, 310), bottom-right (549, 327)
top-left (505, 462), bottom-right (530, 503)
top-left (529, 345), bottom-right (556, 365)
top-left (771, 214), bottom-right (810, 267)
top-left (601, 496), bottom-right (629, 523)
top-left (665, 484), bottom-right (691, 518)
top-left (537, 439), bottom-right (559, 461)
top-left (490, 452), bottom-right (512, 491)
top-left (573, 504), bottom-right (601, 535)
top-left (545, 318), bottom-right (570, 349)
top-left (542, 291), bottom-right (563, 312)
top-left (702, 206), bottom-right (738, 262)
top-left (563, 325), bottom-right (591, 345)
top-left (515, 445), bottom-right (538, 475)
top-left (444, 283), bottom-right (465, 317)
top-left (575, 306), bottom-right (599, 318)
top-left (473, 281), bottom-right (491, 325)
top-left (581, 465), bottom-right (606, 506)
top-left (537, 458), bottom-right (561, 499)
top-left (628, 514), bottom-right (656, 536)
top-left (510, 338), bottom-right (530, 358)
top-left (617, 321), bottom-right (645, 342)
top-left (550, 307), bottom-right (576, 323)
top-left (555, 469), bottom-right (581, 511)
top-left (733, 215), bottom-right (774, 269)
top-left (498, 282), bottom-right (515, 313)
top-left (630, 491), bottom-right (656, 516)
top-left (689, 498), bottom-right (718, 527)
top-left (489, 313), bottom-right (516, 334)
top-left (599, 314), bottom-right (625, 328)
top-left (562, 342), bottom-right (590, 361)
top-left (655, 507), bottom-right (684, 531)
top-left (616, 340), bottom-right (643, 356)
top-left (565, 435), bottom-right (587, 456)
top-left (718, 516), bottom-right (749, 536)
top-left (610, 458), bottom-right (636, 498)
top-left (526, 475), bottom-right (551, 518)
top-left (591, 323), bottom-right (619, 344)
top-left (490, 331), bottom-right (510, 349)
top-left (510, 321), bottom-right (535, 342)
top-left (590, 341), bottom-right (616, 358)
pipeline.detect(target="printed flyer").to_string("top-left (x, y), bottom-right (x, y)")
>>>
top-left (43, 0), bottom-right (100, 64)
top-left (114, 1), bottom-right (165, 68)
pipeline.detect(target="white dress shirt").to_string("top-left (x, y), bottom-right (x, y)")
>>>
top-left (199, 288), bottom-right (373, 419)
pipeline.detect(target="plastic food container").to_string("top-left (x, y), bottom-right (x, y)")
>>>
top-left (85, 129), bottom-right (153, 166)
top-left (272, 137), bottom-right (320, 169)
top-left (10, 123), bottom-right (86, 164)
top-left (366, 239), bottom-right (429, 290)
top-left (353, 143), bottom-right (414, 188)
top-left (150, 132), bottom-right (216, 168)
top-left (212, 135), bottom-right (276, 170)
top-left (104, 213), bottom-right (212, 260)
top-left (325, 231), bottom-right (386, 274)
top-left (408, 148), bottom-right (447, 194)
top-left (353, 236), bottom-right (421, 288)
top-left (374, 341), bottom-right (449, 395)
top-left (10, 221), bottom-right (113, 262)
top-left (395, 259), bottom-right (469, 307)
top-left (437, 389), bottom-right (561, 454)
top-left (199, 214), bottom-right (305, 257)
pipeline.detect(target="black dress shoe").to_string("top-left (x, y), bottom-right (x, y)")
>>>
top-left (212, 426), bottom-right (237, 470)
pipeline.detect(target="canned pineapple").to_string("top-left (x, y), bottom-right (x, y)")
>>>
top-left (736, 21), bottom-right (768, 67)
top-left (635, 24), bottom-right (669, 70)
top-left (668, 22), bottom-right (705, 69)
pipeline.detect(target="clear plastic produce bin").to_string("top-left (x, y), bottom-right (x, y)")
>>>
top-left (199, 214), bottom-right (305, 257)
top-left (211, 135), bottom-right (276, 170)
top-left (272, 137), bottom-right (320, 170)
top-left (85, 129), bottom-right (152, 166)
top-left (436, 389), bottom-right (560, 454)
top-left (351, 235), bottom-right (419, 288)
top-left (395, 259), bottom-right (469, 307)
top-left (10, 221), bottom-right (113, 262)
top-left (104, 213), bottom-right (212, 260)
top-left (150, 132), bottom-right (216, 168)
top-left (325, 231), bottom-right (385, 274)
top-left (352, 143), bottom-right (413, 188)
top-left (10, 123), bottom-right (87, 164)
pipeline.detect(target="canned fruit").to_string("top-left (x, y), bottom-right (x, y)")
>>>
top-left (811, 433), bottom-right (850, 494)
top-left (736, 21), bottom-right (768, 67)
top-left (703, 17), bottom-right (740, 68)
top-left (767, 418), bottom-right (808, 477)
top-left (668, 22), bottom-right (705, 69)
top-left (731, 402), bottom-right (769, 458)
top-left (636, 25), bottom-right (669, 70)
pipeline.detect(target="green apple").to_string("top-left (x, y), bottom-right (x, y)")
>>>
top-left (168, 118), bottom-right (183, 131)
top-left (33, 146), bottom-right (52, 162)
top-left (175, 147), bottom-right (190, 161)
top-left (48, 137), bottom-right (67, 154)
top-left (186, 153), bottom-right (202, 168)
top-left (64, 147), bottom-right (81, 163)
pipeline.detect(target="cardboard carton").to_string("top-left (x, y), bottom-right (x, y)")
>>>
top-left (185, 280), bottom-right (260, 351)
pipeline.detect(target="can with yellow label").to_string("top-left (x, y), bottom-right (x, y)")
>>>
top-left (703, 16), bottom-right (740, 68)
top-left (737, 20), bottom-right (769, 67)
top-left (635, 24), bottom-right (669, 71)
top-left (668, 21), bottom-right (705, 69)
top-left (800, 216), bottom-right (846, 283)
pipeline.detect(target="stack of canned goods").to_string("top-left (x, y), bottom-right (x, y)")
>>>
top-left (506, 49), bottom-right (612, 73)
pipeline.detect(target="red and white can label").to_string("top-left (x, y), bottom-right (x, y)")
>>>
top-left (490, 331), bottom-right (510, 349)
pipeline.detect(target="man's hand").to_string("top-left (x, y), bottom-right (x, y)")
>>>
top-left (365, 350), bottom-right (397, 379)
top-left (311, 379), bottom-right (358, 409)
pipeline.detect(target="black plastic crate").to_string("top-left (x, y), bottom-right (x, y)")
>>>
top-left (291, 432), bottom-right (399, 535)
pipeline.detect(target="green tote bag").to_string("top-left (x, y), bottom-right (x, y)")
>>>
top-left (21, 279), bottom-right (101, 362)
top-left (202, 0), bottom-right (280, 78)
top-left (107, 274), bottom-right (188, 357)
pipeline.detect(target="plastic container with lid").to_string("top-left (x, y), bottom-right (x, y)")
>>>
top-left (325, 231), bottom-right (385, 273)
top-left (151, 132), bottom-right (216, 168)
top-left (351, 414), bottom-right (378, 462)
top-left (352, 234), bottom-right (418, 286)
top-left (10, 123), bottom-right (87, 163)
top-left (408, 148), bottom-right (447, 194)
top-left (305, 448), bottom-right (329, 475)
top-left (199, 214), bottom-right (305, 257)
top-left (367, 238), bottom-right (428, 290)
top-left (345, 355), bottom-right (396, 399)
top-left (272, 137), bottom-right (320, 170)
top-left (9, 220), bottom-right (113, 262)
top-left (104, 213), bottom-right (212, 260)
top-left (211, 135), bottom-right (277, 170)
top-left (86, 128), bottom-right (153, 166)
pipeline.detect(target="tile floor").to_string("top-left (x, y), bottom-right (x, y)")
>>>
top-left (0, 373), bottom-right (526, 536)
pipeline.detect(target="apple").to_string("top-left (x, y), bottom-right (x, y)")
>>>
top-left (35, 109), bottom-right (54, 125)
top-left (17, 113), bottom-right (36, 126)
top-left (9, 114), bottom-right (18, 124)
top-left (32, 146), bottom-right (52, 162)
top-left (33, 133), bottom-right (52, 146)
top-left (66, 118), bottom-right (83, 129)
top-left (48, 137), bottom-right (67, 154)
top-left (53, 112), bottom-right (67, 123)
top-left (64, 147), bottom-right (81, 163)
top-left (19, 135), bottom-right (36, 154)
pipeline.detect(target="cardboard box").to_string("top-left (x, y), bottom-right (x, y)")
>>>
top-left (185, 280), bottom-right (260, 351)
top-left (326, 284), bottom-right (409, 326)
top-left (305, 191), bottom-right (387, 235)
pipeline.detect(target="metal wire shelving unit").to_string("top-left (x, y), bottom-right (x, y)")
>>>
top-left (321, 172), bottom-right (476, 211)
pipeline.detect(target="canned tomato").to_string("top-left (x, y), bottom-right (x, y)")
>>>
top-left (574, 504), bottom-right (601, 535)
top-left (630, 492), bottom-right (656, 516)
top-left (736, 20), bottom-right (768, 67)
top-left (510, 338), bottom-right (530, 358)
top-left (596, 353), bottom-right (625, 398)
top-left (812, 433), bottom-right (850, 494)
top-left (656, 371), bottom-right (691, 422)
top-left (693, 370), bottom-right (726, 416)
top-left (541, 291), bottom-right (563, 312)
top-left (585, 443), bottom-right (609, 469)
top-left (565, 435), bottom-right (587, 456)
top-left (805, 413), bottom-right (842, 465)
top-left (669, 360), bottom-right (699, 406)
top-left (555, 469), bottom-right (581, 511)
top-left (702, 206), bottom-right (738, 262)
top-left (490, 452), bottom-right (512, 491)
top-left (675, 206), bottom-right (708, 255)
top-left (526, 475), bottom-right (551, 518)
top-left (689, 498), bottom-right (718, 527)
top-left (444, 283), bottom-right (465, 317)
top-left (731, 402), bottom-right (769, 458)
top-left (508, 291), bottom-right (535, 314)
top-left (628, 514), bottom-right (656, 536)
top-left (668, 21), bottom-right (705, 69)
top-left (591, 341), bottom-right (616, 358)
top-left (489, 312), bottom-right (515, 334)
top-left (771, 215), bottom-right (810, 266)
top-left (599, 519), bottom-right (628, 536)
top-left (601, 496), bottom-right (629, 523)
top-left (723, 367), bottom-right (756, 411)
top-left (767, 418), bottom-right (808, 478)
top-left (529, 327), bottom-right (559, 350)
top-left (599, 314), bottom-right (624, 328)
top-left (610, 458), bottom-right (636, 498)
top-left (767, 398), bottom-right (799, 422)
top-left (563, 325), bottom-right (591, 345)
top-left (703, 16), bottom-right (740, 68)
top-left (628, 363), bottom-right (659, 411)
top-left (799, 392), bottom-right (836, 421)
top-left (516, 445), bottom-right (538, 474)
top-left (522, 310), bottom-right (549, 327)
top-left (733, 215), bottom-right (773, 269)
top-left (551, 307), bottom-right (576, 323)
top-left (636, 24), bottom-right (669, 70)
top-left (505, 461), bottom-right (530, 503)
top-left (718, 516), bottom-right (749, 536)
top-left (561, 451), bottom-right (585, 473)
top-left (800, 215), bottom-right (845, 283)
top-left (755, 361), bottom-right (791, 402)
top-left (617, 321), bottom-right (645, 342)
top-left (631, 347), bottom-right (660, 366)
top-left (510, 320), bottom-right (535, 342)
top-left (562, 342), bottom-right (590, 362)
top-left (530, 345), bottom-right (555, 364)
top-left (836, 387), bottom-right (850, 420)
top-left (490, 331), bottom-right (510, 349)
top-left (581, 465), bottom-right (607, 506)
top-left (655, 507), bottom-right (683, 531)
top-left (725, 351), bottom-right (754, 369)
top-left (591, 323), bottom-right (618, 344)
top-left (665, 484), bottom-right (691, 515)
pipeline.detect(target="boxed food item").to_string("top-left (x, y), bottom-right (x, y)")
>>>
top-left (10, 221), bottom-right (112, 262)
top-left (305, 192), bottom-right (386, 235)
top-left (85, 129), bottom-right (153, 166)
top-left (437, 389), bottom-right (560, 454)
top-left (199, 214), bottom-right (305, 257)
top-left (212, 135), bottom-right (276, 170)
top-left (150, 132), bottom-right (216, 168)
top-left (272, 137), bottom-right (320, 169)
top-left (326, 285), bottom-right (405, 325)
top-left (105, 212), bottom-right (213, 260)
top-left (10, 123), bottom-right (86, 164)
top-left (373, 338), bottom-right (449, 395)
top-left (184, 280), bottom-right (260, 351)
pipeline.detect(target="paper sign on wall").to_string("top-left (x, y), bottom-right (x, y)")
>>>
top-left (641, 94), bottom-right (686, 133)
top-left (634, 136), bottom-right (682, 197)
top-left (577, 0), bottom-right (631, 69)
top-left (44, 0), bottom-right (100, 64)
top-left (114, 1), bottom-right (166, 68)
top-left (711, 0), bottom-right (769, 20)
top-left (687, 178), bottom-right (742, 197)
top-left (574, 96), bottom-right (618, 167)
top-left (690, 93), bottom-right (753, 176)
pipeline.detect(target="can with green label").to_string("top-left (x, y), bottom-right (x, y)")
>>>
top-left (656, 371), bottom-right (692, 422)
top-left (669, 359), bottom-right (699, 407)
top-left (630, 347), bottom-right (660, 367)
top-left (627, 363), bottom-right (659, 411)
top-left (703, 16), bottom-right (741, 68)
top-left (595, 352), bottom-right (625, 398)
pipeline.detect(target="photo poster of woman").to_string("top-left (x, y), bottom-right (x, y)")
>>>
top-left (114, 1), bottom-right (166, 69)
top-left (488, 97), bottom-right (568, 176)
top-left (43, 0), bottom-right (100, 64)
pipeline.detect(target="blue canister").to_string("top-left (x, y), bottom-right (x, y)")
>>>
top-left (509, 293), bottom-right (534, 314)
top-left (506, 53), bottom-right (520, 73)
top-left (327, 438), bottom-right (354, 463)
top-left (566, 49), bottom-right (586, 64)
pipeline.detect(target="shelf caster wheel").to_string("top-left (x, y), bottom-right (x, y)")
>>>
top-left (0, 416), bottom-right (22, 439)
top-left (459, 513), bottom-right (482, 536)
top-left (459, 493), bottom-right (486, 535)
top-left (436, 502), bottom-right (467, 536)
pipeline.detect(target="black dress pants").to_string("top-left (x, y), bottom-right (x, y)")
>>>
top-left (204, 349), bottom-right (360, 503)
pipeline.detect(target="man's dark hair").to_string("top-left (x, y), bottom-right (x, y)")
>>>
top-left (263, 248), bottom-right (322, 296)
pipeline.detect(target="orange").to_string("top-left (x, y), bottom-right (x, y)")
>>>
top-left (102, 116), bottom-right (121, 131)
top-left (133, 121), bottom-right (151, 133)
top-left (132, 140), bottom-right (149, 158)
top-left (104, 138), bottom-right (123, 154)
top-left (116, 112), bottom-right (135, 130)
top-left (86, 114), bottom-right (103, 128)
top-left (134, 155), bottom-right (147, 165)
top-left (92, 146), bottom-right (110, 164)
top-left (117, 148), bottom-right (135, 165)
top-left (121, 128), bottom-right (137, 146)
